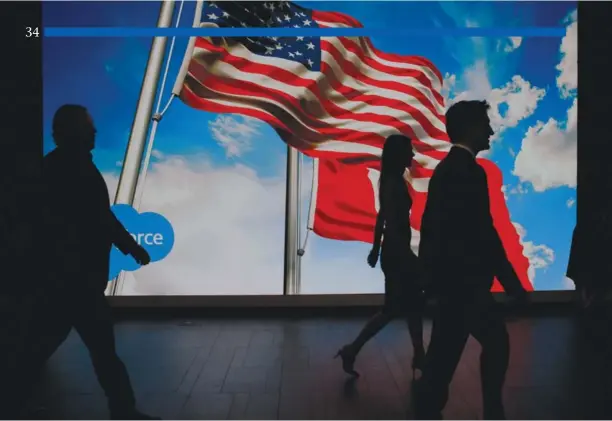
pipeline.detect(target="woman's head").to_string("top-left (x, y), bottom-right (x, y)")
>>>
top-left (380, 134), bottom-right (414, 177)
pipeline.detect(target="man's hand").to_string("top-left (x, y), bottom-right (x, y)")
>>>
top-left (367, 248), bottom-right (379, 268)
top-left (130, 245), bottom-right (151, 266)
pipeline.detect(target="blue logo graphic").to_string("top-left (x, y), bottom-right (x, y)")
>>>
top-left (109, 205), bottom-right (175, 280)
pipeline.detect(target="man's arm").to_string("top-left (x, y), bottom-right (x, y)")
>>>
top-left (478, 169), bottom-right (526, 295)
top-left (107, 211), bottom-right (140, 255)
top-left (372, 211), bottom-right (384, 252)
top-left (107, 211), bottom-right (151, 265)
top-left (491, 228), bottom-right (525, 295)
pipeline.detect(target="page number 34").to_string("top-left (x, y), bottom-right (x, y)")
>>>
top-left (25, 27), bottom-right (40, 38)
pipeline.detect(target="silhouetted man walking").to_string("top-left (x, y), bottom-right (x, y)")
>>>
top-left (41, 104), bottom-right (158, 420)
top-left (415, 100), bottom-right (527, 420)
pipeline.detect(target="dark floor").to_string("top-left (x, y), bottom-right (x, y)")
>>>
top-left (32, 314), bottom-right (611, 420)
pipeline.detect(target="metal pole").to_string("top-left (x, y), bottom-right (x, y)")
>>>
top-left (132, 117), bottom-right (162, 211)
top-left (114, 0), bottom-right (176, 206)
top-left (295, 151), bottom-right (302, 295)
top-left (108, 0), bottom-right (176, 297)
top-left (283, 146), bottom-right (300, 295)
top-left (171, 0), bottom-right (204, 96)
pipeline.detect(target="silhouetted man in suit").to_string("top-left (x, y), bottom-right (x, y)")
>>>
top-left (415, 100), bottom-right (527, 420)
top-left (40, 104), bottom-right (158, 420)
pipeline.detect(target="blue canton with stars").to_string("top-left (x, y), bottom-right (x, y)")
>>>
top-left (201, 1), bottom-right (322, 71)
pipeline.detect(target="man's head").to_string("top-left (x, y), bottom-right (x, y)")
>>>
top-left (52, 104), bottom-right (96, 151)
top-left (445, 100), bottom-right (494, 154)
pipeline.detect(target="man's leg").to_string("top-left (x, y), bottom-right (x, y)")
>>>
top-left (469, 295), bottom-right (510, 420)
top-left (415, 304), bottom-right (470, 419)
top-left (71, 292), bottom-right (137, 417)
top-left (6, 291), bottom-right (72, 418)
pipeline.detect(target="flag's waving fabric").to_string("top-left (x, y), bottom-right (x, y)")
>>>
top-left (178, 1), bottom-right (450, 168)
top-left (312, 156), bottom-right (534, 292)
top-left (177, 0), bottom-right (533, 292)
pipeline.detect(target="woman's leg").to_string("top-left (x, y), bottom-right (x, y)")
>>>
top-left (347, 310), bottom-right (393, 355)
top-left (335, 309), bottom-right (393, 377)
top-left (346, 263), bottom-right (400, 355)
top-left (336, 270), bottom-right (397, 375)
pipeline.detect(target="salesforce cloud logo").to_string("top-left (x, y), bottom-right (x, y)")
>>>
top-left (108, 204), bottom-right (175, 281)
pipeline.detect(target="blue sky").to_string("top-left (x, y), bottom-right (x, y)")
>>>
top-left (43, 1), bottom-right (577, 295)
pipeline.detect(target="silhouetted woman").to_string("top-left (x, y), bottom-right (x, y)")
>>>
top-left (335, 134), bottom-right (426, 377)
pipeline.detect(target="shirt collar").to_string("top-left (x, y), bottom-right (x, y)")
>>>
top-left (454, 143), bottom-right (476, 159)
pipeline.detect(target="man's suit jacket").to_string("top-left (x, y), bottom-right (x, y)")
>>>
top-left (42, 147), bottom-right (139, 293)
top-left (419, 146), bottom-right (524, 297)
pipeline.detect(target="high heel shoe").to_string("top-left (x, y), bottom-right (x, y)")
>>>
top-left (334, 345), bottom-right (359, 377)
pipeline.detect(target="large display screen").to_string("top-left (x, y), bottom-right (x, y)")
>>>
top-left (43, 1), bottom-right (577, 295)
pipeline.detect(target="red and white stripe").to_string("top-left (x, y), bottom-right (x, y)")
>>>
top-left (180, 11), bottom-right (451, 162)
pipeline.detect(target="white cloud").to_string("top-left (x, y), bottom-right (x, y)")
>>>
top-left (151, 149), bottom-right (164, 160)
top-left (556, 10), bottom-right (577, 98)
top-left (497, 37), bottom-right (523, 53)
top-left (105, 154), bottom-right (285, 295)
top-left (513, 97), bottom-right (577, 192)
top-left (512, 12), bottom-right (577, 193)
top-left (512, 222), bottom-right (555, 286)
top-left (208, 115), bottom-right (262, 158)
top-left (441, 8), bottom-right (546, 141)
top-left (509, 183), bottom-right (529, 196)
top-left (447, 60), bottom-right (492, 104)
top-left (506, 37), bottom-right (522, 52)
top-left (442, 72), bottom-right (457, 104)
top-left (440, 5), bottom-right (542, 132)
top-left (445, 63), bottom-right (546, 143)
top-left (563, 276), bottom-right (576, 291)
top-left (104, 151), bottom-right (382, 296)
top-left (437, 3), bottom-right (498, 68)
top-left (501, 185), bottom-right (508, 200)
top-left (488, 76), bottom-right (546, 136)
top-left (465, 19), bottom-right (480, 28)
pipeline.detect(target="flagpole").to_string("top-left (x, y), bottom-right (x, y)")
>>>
top-left (295, 151), bottom-right (302, 294)
top-left (171, 0), bottom-right (205, 96)
top-left (297, 157), bottom-right (318, 258)
top-left (283, 146), bottom-right (300, 295)
top-left (107, 0), bottom-right (176, 297)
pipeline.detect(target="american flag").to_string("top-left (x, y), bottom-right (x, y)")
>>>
top-left (198, 1), bottom-right (321, 70)
top-left (177, 1), bottom-right (534, 292)
top-left (179, 0), bottom-right (452, 192)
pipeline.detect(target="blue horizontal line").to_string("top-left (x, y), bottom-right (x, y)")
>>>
top-left (43, 27), bottom-right (565, 38)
